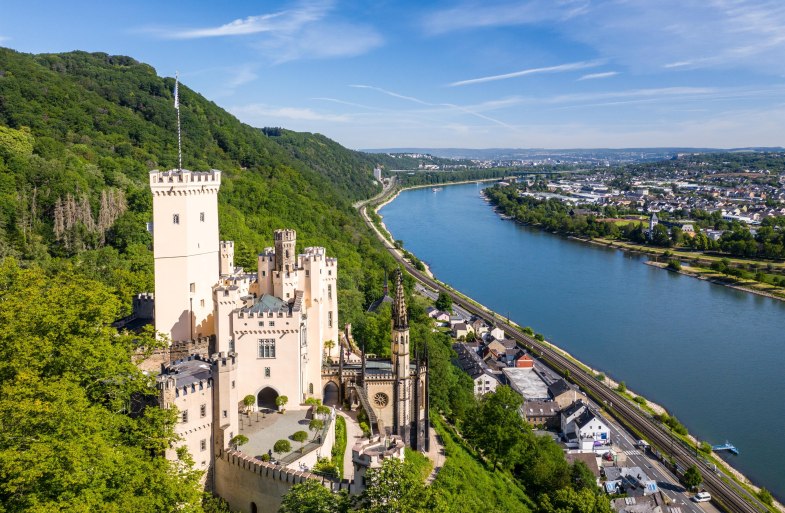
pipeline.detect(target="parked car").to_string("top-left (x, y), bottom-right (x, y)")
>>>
top-left (694, 491), bottom-right (711, 502)
top-left (603, 451), bottom-right (614, 461)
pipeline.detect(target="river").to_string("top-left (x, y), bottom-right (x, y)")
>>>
top-left (380, 182), bottom-right (785, 501)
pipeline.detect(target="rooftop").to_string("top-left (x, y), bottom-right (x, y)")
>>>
top-left (502, 367), bottom-right (549, 400)
top-left (161, 357), bottom-right (212, 388)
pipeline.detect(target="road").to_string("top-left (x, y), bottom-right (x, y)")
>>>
top-left (356, 195), bottom-right (768, 513)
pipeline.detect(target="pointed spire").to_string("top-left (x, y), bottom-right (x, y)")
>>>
top-left (393, 269), bottom-right (408, 329)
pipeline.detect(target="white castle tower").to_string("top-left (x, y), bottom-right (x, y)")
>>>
top-left (150, 169), bottom-right (221, 342)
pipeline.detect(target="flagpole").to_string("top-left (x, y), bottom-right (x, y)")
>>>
top-left (175, 71), bottom-right (182, 171)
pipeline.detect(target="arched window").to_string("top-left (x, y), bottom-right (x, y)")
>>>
top-left (308, 383), bottom-right (314, 394)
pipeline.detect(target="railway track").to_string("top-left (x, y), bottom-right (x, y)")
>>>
top-left (358, 200), bottom-right (767, 513)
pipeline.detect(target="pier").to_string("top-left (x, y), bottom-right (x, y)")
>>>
top-left (712, 441), bottom-right (739, 455)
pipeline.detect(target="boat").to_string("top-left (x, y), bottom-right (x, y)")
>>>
top-left (432, 187), bottom-right (443, 192)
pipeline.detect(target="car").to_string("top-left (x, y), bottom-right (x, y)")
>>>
top-left (603, 451), bottom-right (614, 461)
top-left (693, 491), bottom-right (712, 502)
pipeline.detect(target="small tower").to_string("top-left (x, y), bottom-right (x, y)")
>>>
top-left (274, 229), bottom-right (297, 273)
top-left (391, 269), bottom-right (411, 440)
top-left (219, 241), bottom-right (235, 276)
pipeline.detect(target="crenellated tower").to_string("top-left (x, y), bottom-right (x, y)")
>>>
top-left (391, 269), bottom-right (411, 440)
top-left (274, 229), bottom-right (297, 273)
top-left (150, 169), bottom-right (221, 342)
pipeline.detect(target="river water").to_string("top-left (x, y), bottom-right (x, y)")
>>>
top-left (380, 182), bottom-right (785, 501)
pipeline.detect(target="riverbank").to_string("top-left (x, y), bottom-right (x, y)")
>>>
top-left (374, 182), bottom-right (784, 512)
top-left (645, 261), bottom-right (785, 303)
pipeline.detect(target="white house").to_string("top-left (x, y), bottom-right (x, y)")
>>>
top-left (560, 401), bottom-right (611, 451)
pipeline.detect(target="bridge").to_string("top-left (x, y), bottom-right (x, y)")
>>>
top-left (357, 192), bottom-right (769, 513)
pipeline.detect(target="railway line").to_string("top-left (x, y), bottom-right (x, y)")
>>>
top-left (358, 199), bottom-right (768, 513)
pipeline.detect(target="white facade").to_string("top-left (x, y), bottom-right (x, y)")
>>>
top-left (150, 169), bottom-right (221, 342)
top-left (152, 168), bottom-right (339, 473)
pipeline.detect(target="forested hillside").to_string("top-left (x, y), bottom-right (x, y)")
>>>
top-left (0, 48), bottom-right (392, 321)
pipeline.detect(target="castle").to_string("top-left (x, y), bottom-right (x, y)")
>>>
top-left (135, 167), bottom-right (427, 512)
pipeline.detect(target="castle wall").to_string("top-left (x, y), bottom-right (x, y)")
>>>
top-left (214, 449), bottom-right (341, 513)
top-left (135, 336), bottom-right (212, 373)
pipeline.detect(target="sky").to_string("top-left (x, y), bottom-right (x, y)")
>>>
top-left (2, 0), bottom-right (785, 150)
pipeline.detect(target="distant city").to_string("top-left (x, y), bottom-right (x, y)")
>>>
top-left (364, 147), bottom-right (785, 168)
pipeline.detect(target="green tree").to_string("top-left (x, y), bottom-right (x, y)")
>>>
top-left (276, 395), bottom-right (289, 413)
top-left (616, 381), bottom-right (626, 393)
top-left (0, 260), bottom-right (204, 511)
top-left (464, 386), bottom-right (527, 470)
top-left (230, 434), bottom-right (249, 450)
top-left (652, 224), bottom-right (671, 246)
top-left (757, 488), bottom-right (774, 506)
top-left (539, 487), bottom-right (612, 513)
top-left (292, 430), bottom-right (309, 452)
top-left (360, 457), bottom-right (430, 513)
top-left (274, 439), bottom-right (292, 455)
top-left (279, 478), bottom-right (348, 513)
top-left (683, 464), bottom-right (702, 490)
top-left (435, 291), bottom-right (453, 312)
top-left (243, 394), bottom-right (256, 414)
top-left (309, 418), bottom-right (325, 439)
top-left (698, 441), bottom-right (712, 455)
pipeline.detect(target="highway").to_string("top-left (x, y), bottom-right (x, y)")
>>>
top-left (357, 195), bottom-right (768, 513)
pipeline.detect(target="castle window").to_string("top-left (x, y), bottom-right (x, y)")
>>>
top-left (173, 213), bottom-right (180, 224)
top-left (190, 283), bottom-right (195, 293)
top-left (229, 340), bottom-right (235, 352)
top-left (200, 212), bottom-right (205, 222)
top-left (269, 321), bottom-right (275, 327)
top-left (222, 410), bottom-right (227, 418)
top-left (261, 270), bottom-right (266, 277)
top-left (328, 284), bottom-right (332, 300)
top-left (200, 299), bottom-right (205, 307)
top-left (200, 439), bottom-right (207, 451)
top-left (231, 380), bottom-right (235, 389)
top-left (328, 270), bottom-right (332, 276)
top-left (200, 404), bottom-right (206, 417)
top-left (182, 410), bottom-right (189, 423)
top-left (265, 367), bottom-right (271, 378)
top-left (328, 311), bottom-right (333, 328)
top-left (259, 321), bottom-right (264, 327)
top-left (308, 383), bottom-right (313, 394)
top-left (258, 339), bottom-right (276, 358)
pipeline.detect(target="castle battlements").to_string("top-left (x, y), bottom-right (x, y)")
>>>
top-left (273, 229), bottom-right (297, 242)
top-left (149, 169), bottom-right (221, 196)
top-left (150, 169), bottom-right (221, 185)
top-left (210, 351), bottom-right (238, 369)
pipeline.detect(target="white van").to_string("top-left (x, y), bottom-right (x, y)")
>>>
top-left (694, 491), bottom-right (711, 502)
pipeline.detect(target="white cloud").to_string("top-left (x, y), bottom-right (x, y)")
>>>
top-left (424, 0), bottom-right (589, 34)
top-left (449, 60), bottom-right (602, 86)
top-left (349, 84), bottom-right (516, 128)
top-left (425, 1), bottom-right (785, 74)
top-left (229, 103), bottom-right (350, 123)
top-left (0, 36), bottom-right (9, 43)
top-left (578, 71), bottom-right (619, 81)
top-left (147, 0), bottom-right (381, 62)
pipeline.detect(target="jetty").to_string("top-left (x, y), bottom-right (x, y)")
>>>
top-left (712, 441), bottom-right (739, 455)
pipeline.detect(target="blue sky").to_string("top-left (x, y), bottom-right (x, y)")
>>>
top-left (2, 0), bottom-right (785, 149)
